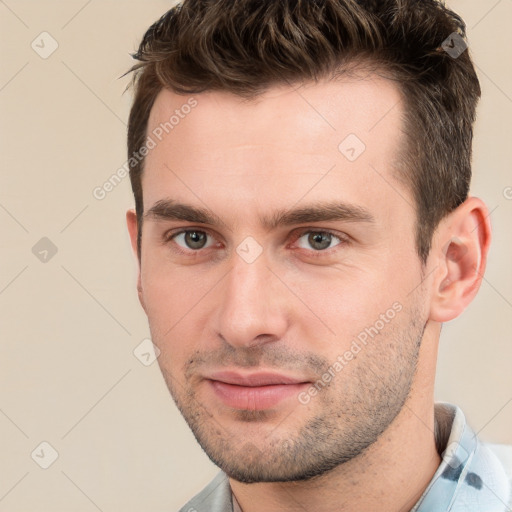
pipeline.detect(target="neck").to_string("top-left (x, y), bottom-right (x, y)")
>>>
top-left (230, 325), bottom-right (442, 512)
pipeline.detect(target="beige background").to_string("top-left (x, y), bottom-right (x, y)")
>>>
top-left (0, 1), bottom-right (511, 510)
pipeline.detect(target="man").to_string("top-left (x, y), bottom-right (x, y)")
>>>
top-left (124, 0), bottom-right (512, 510)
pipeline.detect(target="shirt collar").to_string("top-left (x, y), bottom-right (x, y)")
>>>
top-left (412, 402), bottom-right (511, 511)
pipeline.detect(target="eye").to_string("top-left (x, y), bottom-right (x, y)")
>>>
top-left (165, 228), bottom-right (347, 257)
top-left (170, 230), bottom-right (215, 251)
top-left (295, 231), bottom-right (344, 251)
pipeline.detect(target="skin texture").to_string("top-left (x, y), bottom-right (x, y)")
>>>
top-left (127, 76), bottom-right (491, 511)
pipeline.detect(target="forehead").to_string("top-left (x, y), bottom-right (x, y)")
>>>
top-left (147, 75), bottom-right (404, 149)
top-left (143, 76), bottom-right (410, 227)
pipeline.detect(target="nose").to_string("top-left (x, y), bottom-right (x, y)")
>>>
top-left (213, 248), bottom-right (289, 350)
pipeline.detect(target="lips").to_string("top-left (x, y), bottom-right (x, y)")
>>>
top-left (204, 371), bottom-right (311, 410)
top-left (207, 371), bottom-right (308, 386)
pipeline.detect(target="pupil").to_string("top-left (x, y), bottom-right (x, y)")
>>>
top-left (309, 232), bottom-right (331, 250)
top-left (186, 231), bottom-right (206, 249)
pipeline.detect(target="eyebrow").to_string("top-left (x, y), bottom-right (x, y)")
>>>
top-left (144, 199), bottom-right (375, 230)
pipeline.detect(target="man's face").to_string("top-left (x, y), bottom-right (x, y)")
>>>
top-left (132, 76), bottom-right (431, 482)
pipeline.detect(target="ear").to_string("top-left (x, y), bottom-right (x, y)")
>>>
top-left (429, 197), bottom-right (492, 323)
top-left (126, 209), bottom-right (147, 314)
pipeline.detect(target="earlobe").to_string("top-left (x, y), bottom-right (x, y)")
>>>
top-left (429, 197), bottom-right (491, 323)
top-left (137, 281), bottom-right (147, 314)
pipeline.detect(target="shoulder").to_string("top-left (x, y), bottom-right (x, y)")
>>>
top-left (486, 441), bottom-right (512, 505)
top-left (475, 441), bottom-right (512, 510)
top-left (178, 471), bottom-right (233, 512)
top-left (485, 443), bottom-right (512, 481)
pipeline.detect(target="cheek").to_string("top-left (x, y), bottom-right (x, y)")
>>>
top-left (297, 267), bottom-right (420, 368)
top-left (294, 265), bottom-right (399, 318)
top-left (141, 249), bottom-right (210, 316)
top-left (140, 260), bottom-right (218, 359)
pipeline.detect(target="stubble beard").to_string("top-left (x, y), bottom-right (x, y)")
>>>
top-left (158, 305), bottom-right (426, 483)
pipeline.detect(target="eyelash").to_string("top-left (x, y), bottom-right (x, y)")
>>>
top-left (163, 228), bottom-right (349, 258)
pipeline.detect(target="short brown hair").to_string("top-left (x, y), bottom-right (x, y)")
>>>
top-left (126, 0), bottom-right (481, 262)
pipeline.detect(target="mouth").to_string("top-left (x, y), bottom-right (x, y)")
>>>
top-left (204, 371), bottom-right (311, 411)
